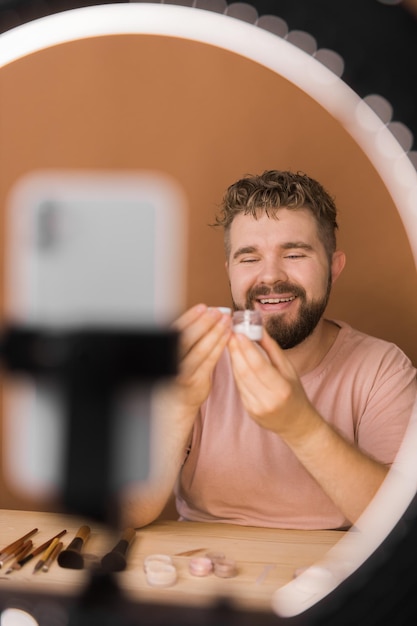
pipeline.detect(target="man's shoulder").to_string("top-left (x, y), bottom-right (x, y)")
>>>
top-left (332, 320), bottom-right (414, 369)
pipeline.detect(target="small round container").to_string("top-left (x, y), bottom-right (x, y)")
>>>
top-left (188, 556), bottom-right (213, 577)
top-left (143, 553), bottom-right (173, 572)
top-left (205, 551), bottom-right (226, 565)
top-left (232, 310), bottom-right (263, 340)
top-left (216, 307), bottom-right (232, 315)
top-left (145, 562), bottom-right (178, 587)
top-left (213, 558), bottom-right (238, 579)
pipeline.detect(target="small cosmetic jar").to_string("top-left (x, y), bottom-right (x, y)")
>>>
top-left (232, 310), bottom-right (263, 340)
top-left (143, 554), bottom-right (173, 572)
top-left (144, 554), bottom-right (177, 587)
top-left (145, 562), bottom-right (177, 587)
top-left (205, 551), bottom-right (226, 565)
top-left (214, 307), bottom-right (232, 315)
top-left (213, 558), bottom-right (238, 578)
top-left (188, 556), bottom-right (213, 577)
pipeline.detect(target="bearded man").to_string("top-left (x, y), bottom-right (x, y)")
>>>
top-left (122, 170), bottom-right (416, 530)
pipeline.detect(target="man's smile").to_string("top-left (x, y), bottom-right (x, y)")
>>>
top-left (257, 296), bottom-right (296, 304)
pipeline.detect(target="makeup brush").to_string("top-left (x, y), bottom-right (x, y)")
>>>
top-left (57, 525), bottom-right (91, 569)
top-left (101, 528), bottom-right (136, 572)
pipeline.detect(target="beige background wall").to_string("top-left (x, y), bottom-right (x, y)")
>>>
top-left (1, 33), bottom-right (416, 509)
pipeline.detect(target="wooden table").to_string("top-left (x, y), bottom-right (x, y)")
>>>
top-left (0, 509), bottom-right (344, 617)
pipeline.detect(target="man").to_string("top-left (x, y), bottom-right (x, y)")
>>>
top-left (122, 170), bottom-right (416, 530)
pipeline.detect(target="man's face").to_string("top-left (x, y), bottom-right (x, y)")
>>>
top-left (226, 208), bottom-right (341, 349)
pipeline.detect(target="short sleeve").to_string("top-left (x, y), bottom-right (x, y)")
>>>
top-left (357, 347), bottom-right (417, 465)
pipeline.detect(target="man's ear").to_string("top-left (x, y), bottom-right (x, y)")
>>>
top-left (331, 250), bottom-right (346, 284)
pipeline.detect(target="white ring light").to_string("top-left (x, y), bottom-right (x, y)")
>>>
top-left (1, 2), bottom-right (417, 619)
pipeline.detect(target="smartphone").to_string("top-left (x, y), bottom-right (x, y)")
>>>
top-left (2, 169), bottom-right (187, 503)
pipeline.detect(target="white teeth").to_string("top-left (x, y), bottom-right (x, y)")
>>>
top-left (259, 297), bottom-right (295, 304)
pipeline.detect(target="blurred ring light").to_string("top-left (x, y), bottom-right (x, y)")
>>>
top-left (0, 1), bottom-right (417, 619)
top-left (0, 608), bottom-right (39, 626)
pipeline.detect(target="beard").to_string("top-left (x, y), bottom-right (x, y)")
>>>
top-left (232, 277), bottom-right (332, 350)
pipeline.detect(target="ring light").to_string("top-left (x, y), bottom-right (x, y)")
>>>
top-left (0, 2), bottom-right (417, 620)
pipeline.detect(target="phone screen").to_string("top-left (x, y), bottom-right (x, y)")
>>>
top-left (2, 169), bottom-right (187, 502)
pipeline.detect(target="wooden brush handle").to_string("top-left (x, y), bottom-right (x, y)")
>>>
top-left (113, 528), bottom-right (136, 554)
top-left (62, 525), bottom-right (91, 555)
top-left (66, 525), bottom-right (91, 552)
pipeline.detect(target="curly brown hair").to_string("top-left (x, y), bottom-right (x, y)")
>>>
top-left (215, 170), bottom-right (339, 262)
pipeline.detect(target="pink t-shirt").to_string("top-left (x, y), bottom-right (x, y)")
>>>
top-left (175, 321), bottom-right (417, 529)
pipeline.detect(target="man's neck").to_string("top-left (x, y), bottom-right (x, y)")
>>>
top-left (284, 318), bottom-right (341, 377)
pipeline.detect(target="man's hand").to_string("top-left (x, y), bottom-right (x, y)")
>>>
top-left (227, 329), bottom-right (316, 442)
top-left (173, 304), bottom-right (232, 413)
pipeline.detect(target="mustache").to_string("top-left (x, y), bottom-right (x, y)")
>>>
top-left (247, 281), bottom-right (306, 301)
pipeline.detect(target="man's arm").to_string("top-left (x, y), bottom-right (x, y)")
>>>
top-left (121, 304), bottom-right (232, 528)
top-left (120, 383), bottom-right (198, 528)
top-left (282, 409), bottom-right (389, 524)
top-left (227, 330), bottom-right (391, 525)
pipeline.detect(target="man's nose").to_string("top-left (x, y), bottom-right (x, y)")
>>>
top-left (259, 257), bottom-right (288, 285)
